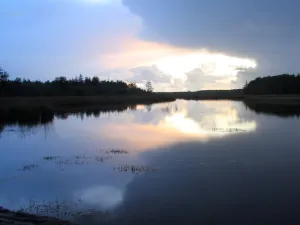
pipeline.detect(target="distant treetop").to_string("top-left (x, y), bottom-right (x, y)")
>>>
top-left (243, 74), bottom-right (300, 95)
top-left (0, 69), bottom-right (149, 97)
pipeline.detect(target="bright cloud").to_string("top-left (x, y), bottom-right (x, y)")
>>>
top-left (1, 0), bottom-right (257, 91)
top-left (98, 36), bottom-right (257, 91)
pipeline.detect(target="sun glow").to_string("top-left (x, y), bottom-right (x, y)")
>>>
top-left (154, 52), bottom-right (257, 79)
top-left (99, 37), bottom-right (257, 90)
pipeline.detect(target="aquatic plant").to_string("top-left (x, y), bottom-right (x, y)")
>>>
top-left (20, 164), bottom-right (39, 171)
top-left (105, 149), bottom-right (129, 154)
top-left (43, 156), bottom-right (60, 161)
top-left (54, 155), bottom-right (112, 165)
top-left (211, 128), bottom-right (246, 132)
top-left (113, 164), bottom-right (159, 174)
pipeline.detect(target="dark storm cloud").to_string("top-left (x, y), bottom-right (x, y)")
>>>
top-left (123, 0), bottom-right (300, 84)
top-left (123, 0), bottom-right (300, 55)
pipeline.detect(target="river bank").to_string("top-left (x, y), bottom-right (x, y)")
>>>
top-left (2, 93), bottom-right (300, 116)
top-left (0, 94), bottom-right (175, 112)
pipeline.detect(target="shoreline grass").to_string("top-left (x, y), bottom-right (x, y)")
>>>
top-left (2, 93), bottom-right (300, 115)
top-left (0, 94), bottom-right (176, 113)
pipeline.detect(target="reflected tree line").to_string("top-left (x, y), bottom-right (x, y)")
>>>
top-left (0, 105), bottom-right (139, 136)
top-left (1, 101), bottom-right (300, 137)
top-left (243, 101), bottom-right (300, 118)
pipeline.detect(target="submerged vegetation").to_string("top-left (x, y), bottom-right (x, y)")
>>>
top-left (42, 156), bottom-right (60, 161)
top-left (18, 149), bottom-right (157, 175)
top-left (114, 164), bottom-right (160, 174)
top-left (210, 128), bottom-right (247, 132)
top-left (20, 164), bottom-right (39, 171)
top-left (104, 149), bottom-right (129, 154)
top-left (54, 155), bottom-right (113, 165)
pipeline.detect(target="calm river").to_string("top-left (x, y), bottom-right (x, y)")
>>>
top-left (1, 100), bottom-right (300, 225)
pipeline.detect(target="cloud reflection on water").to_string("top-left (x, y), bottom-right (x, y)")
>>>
top-left (100, 100), bottom-right (256, 150)
top-left (78, 185), bottom-right (124, 210)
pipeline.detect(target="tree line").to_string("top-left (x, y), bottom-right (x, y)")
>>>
top-left (0, 67), bottom-right (154, 97)
top-left (243, 74), bottom-right (300, 95)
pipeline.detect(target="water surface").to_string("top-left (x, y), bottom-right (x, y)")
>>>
top-left (1, 100), bottom-right (300, 225)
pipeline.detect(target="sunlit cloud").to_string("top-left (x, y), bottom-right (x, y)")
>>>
top-left (100, 38), bottom-right (256, 76)
top-left (97, 35), bottom-right (257, 90)
top-left (1, 0), bottom-right (257, 91)
top-left (155, 52), bottom-right (256, 79)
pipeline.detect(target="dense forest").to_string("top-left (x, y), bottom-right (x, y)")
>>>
top-left (2, 66), bottom-right (300, 97)
top-left (0, 67), bottom-right (151, 97)
top-left (244, 74), bottom-right (300, 95)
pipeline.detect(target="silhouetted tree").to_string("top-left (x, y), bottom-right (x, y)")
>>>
top-left (244, 80), bottom-right (248, 89)
top-left (0, 67), bottom-right (9, 96)
top-left (14, 77), bottom-right (22, 84)
top-left (85, 77), bottom-right (92, 84)
top-left (0, 70), bottom-right (149, 97)
top-left (92, 76), bottom-right (100, 85)
top-left (128, 82), bottom-right (137, 89)
top-left (78, 74), bottom-right (84, 84)
top-left (146, 81), bottom-right (153, 93)
top-left (54, 76), bottom-right (67, 84)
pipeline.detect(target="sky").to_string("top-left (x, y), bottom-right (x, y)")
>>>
top-left (1, 0), bottom-right (300, 91)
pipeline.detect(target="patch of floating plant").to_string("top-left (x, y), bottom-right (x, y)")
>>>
top-left (19, 164), bottom-right (39, 171)
top-left (99, 148), bottom-right (129, 154)
top-left (106, 149), bottom-right (128, 154)
top-left (43, 156), bottom-right (60, 161)
top-left (3, 128), bottom-right (16, 132)
top-left (40, 149), bottom-right (132, 168)
top-left (55, 155), bottom-right (113, 165)
top-left (19, 199), bottom-right (84, 219)
top-left (114, 164), bottom-right (160, 174)
top-left (210, 128), bottom-right (246, 132)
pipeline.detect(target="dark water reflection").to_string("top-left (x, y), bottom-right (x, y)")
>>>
top-left (1, 100), bottom-right (300, 225)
